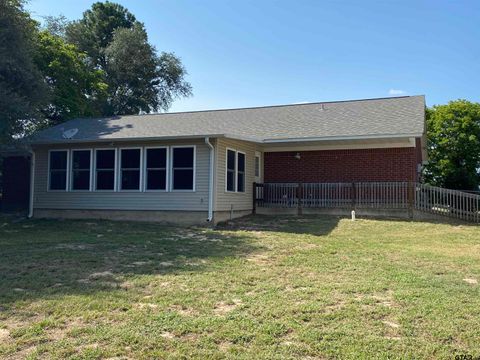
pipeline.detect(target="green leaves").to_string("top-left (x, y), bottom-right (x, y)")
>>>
top-left (0, 0), bottom-right (48, 142)
top-left (66, 1), bottom-right (191, 116)
top-left (1, 1), bottom-right (191, 142)
top-left (424, 100), bottom-right (480, 190)
top-left (34, 30), bottom-right (108, 126)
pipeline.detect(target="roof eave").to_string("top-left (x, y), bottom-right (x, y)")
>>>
top-left (262, 133), bottom-right (424, 143)
top-left (29, 133), bottom-right (229, 145)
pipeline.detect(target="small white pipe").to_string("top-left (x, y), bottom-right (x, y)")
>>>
top-left (28, 150), bottom-right (35, 218)
top-left (204, 137), bottom-right (214, 222)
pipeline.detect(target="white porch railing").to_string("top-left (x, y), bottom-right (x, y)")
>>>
top-left (253, 182), bottom-right (480, 223)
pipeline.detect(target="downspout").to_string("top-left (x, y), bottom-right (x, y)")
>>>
top-left (28, 149), bottom-right (35, 218)
top-left (205, 137), bottom-right (214, 222)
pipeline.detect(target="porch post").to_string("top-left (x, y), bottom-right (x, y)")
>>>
top-left (252, 182), bottom-right (257, 215)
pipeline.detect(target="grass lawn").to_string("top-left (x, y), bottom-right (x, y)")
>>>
top-left (0, 215), bottom-right (479, 359)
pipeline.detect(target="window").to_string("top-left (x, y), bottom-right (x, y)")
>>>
top-left (226, 149), bottom-right (236, 192)
top-left (172, 147), bottom-right (195, 190)
top-left (71, 150), bottom-right (91, 190)
top-left (95, 149), bottom-right (116, 190)
top-left (49, 150), bottom-right (68, 190)
top-left (226, 149), bottom-right (246, 193)
top-left (237, 152), bottom-right (245, 192)
top-left (255, 154), bottom-right (260, 178)
top-left (145, 148), bottom-right (167, 190)
top-left (120, 148), bottom-right (141, 190)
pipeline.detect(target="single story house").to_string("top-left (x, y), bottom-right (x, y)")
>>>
top-left (27, 95), bottom-right (426, 224)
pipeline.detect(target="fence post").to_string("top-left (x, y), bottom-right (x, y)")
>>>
top-left (297, 183), bottom-right (303, 216)
top-left (351, 182), bottom-right (356, 209)
top-left (407, 181), bottom-right (414, 218)
top-left (252, 182), bottom-right (257, 215)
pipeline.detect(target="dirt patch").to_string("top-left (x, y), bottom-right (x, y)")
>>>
top-left (217, 341), bottom-right (233, 352)
top-left (169, 305), bottom-right (198, 317)
top-left (135, 303), bottom-right (159, 310)
top-left (463, 278), bottom-right (478, 285)
top-left (0, 328), bottom-right (11, 342)
top-left (160, 331), bottom-right (175, 339)
top-left (383, 320), bottom-right (400, 329)
top-left (246, 254), bottom-right (271, 265)
top-left (213, 299), bottom-right (243, 315)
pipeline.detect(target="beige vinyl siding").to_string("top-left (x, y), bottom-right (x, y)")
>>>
top-left (214, 138), bottom-right (260, 212)
top-left (33, 139), bottom-right (209, 211)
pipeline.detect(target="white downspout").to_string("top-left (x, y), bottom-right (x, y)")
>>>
top-left (205, 137), bottom-right (214, 222)
top-left (28, 150), bottom-right (35, 218)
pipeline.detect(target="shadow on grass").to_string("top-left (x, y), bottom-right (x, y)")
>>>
top-left (218, 214), bottom-right (341, 236)
top-left (0, 217), bottom-right (262, 306)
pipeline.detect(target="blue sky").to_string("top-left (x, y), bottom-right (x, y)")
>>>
top-left (27, 0), bottom-right (480, 112)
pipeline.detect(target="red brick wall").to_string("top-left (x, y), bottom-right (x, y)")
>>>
top-left (264, 146), bottom-right (419, 183)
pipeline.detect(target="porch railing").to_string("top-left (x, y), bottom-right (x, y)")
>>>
top-left (253, 182), bottom-right (480, 223)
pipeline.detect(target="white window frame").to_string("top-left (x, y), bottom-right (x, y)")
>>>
top-left (236, 150), bottom-right (246, 193)
top-left (170, 145), bottom-right (196, 192)
top-left (118, 147), bottom-right (143, 192)
top-left (47, 149), bottom-right (70, 192)
top-left (70, 149), bottom-right (93, 192)
top-left (225, 148), bottom-right (236, 193)
top-left (225, 148), bottom-right (246, 193)
top-left (255, 151), bottom-right (261, 179)
top-left (94, 148), bottom-right (118, 192)
top-left (143, 146), bottom-right (169, 192)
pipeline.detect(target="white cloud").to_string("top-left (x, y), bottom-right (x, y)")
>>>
top-left (388, 89), bottom-right (407, 95)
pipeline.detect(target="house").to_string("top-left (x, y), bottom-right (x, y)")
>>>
top-left (27, 95), bottom-right (426, 224)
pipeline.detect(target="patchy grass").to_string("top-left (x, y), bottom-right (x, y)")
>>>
top-left (0, 215), bottom-right (479, 359)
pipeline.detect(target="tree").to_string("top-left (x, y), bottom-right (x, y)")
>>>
top-left (0, 0), bottom-right (48, 142)
top-left (66, 1), bottom-right (191, 115)
top-left (34, 30), bottom-right (108, 126)
top-left (104, 25), bottom-right (190, 114)
top-left (424, 100), bottom-right (480, 190)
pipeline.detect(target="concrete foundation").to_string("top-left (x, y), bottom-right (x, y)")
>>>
top-left (256, 207), bottom-right (458, 222)
top-left (34, 209), bottom-right (211, 225)
top-left (33, 208), bottom-right (253, 225)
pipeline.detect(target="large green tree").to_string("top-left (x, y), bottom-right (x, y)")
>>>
top-left (66, 1), bottom-right (191, 115)
top-left (424, 100), bottom-right (480, 190)
top-left (0, 0), bottom-right (48, 142)
top-left (34, 30), bottom-right (108, 126)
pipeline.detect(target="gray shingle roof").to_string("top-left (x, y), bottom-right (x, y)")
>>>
top-left (30, 95), bottom-right (425, 144)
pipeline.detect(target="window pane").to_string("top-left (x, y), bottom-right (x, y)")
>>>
top-left (121, 149), bottom-right (140, 169)
top-left (73, 171), bottom-right (90, 190)
top-left (96, 170), bottom-right (114, 190)
top-left (227, 170), bottom-right (235, 192)
top-left (50, 171), bottom-right (66, 190)
top-left (238, 153), bottom-right (245, 172)
top-left (72, 150), bottom-right (90, 170)
top-left (255, 156), bottom-right (260, 177)
top-left (96, 150), bottom-right (115, 169)
top-left (237, 172), bottom-right (245, 192)
top-left (173, 169), bottom-right (193, 190)
top-left (122, 170), bottom-right (140, 190)
top-left (227, 150), bottom-right (236, 170)
top-left (173, 147), bottom-right (194, 168)
top-left (50, 151), bottom-right (67, 170)
top-left (147, 169), bottom-right (166, 190)
top-left (147, 148), bottom-right (167, 168)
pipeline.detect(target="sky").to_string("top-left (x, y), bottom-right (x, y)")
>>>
top-left (27, 0), bottom-right (480, 112)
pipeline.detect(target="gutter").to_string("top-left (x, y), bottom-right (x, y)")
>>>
top-left (28, 149), bottom-right (35, 218)
top-left (204, 137), bottom-right (215, 222)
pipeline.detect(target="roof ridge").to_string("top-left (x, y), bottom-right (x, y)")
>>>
top-left (97, 95), bottom-right (424, 119)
